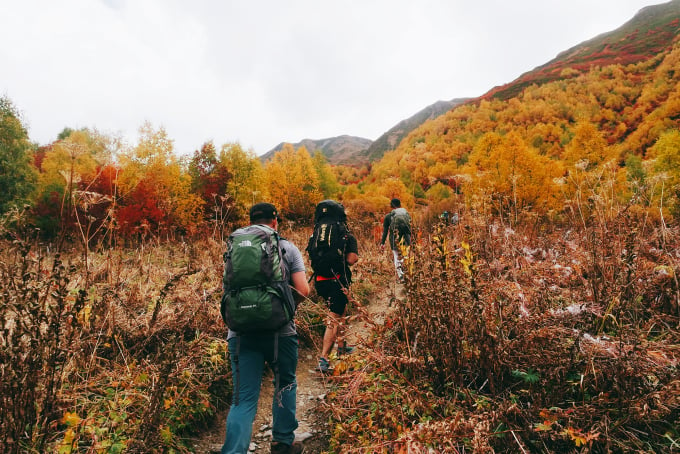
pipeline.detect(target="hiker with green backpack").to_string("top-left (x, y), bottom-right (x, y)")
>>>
top-left (380, 198), bottom-right (411, 282)
top-left (220, 203), bottom-right (310, 454)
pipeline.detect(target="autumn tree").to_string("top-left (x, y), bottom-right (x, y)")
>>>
top-left (188, 141), bottom-right (231, 221)
top-left (66, 130), bottom-right (120, 246)
top-left (116, 123), bottom-right (202, 238)
top-left (425, 181), bottom-right (454, 204)
top-left (220, 142), bottom-right (266, 222)
top-left (0, 96), bottom-right (36, 214)
top-left (264, 144), bottom-right (321, 221)
top-left (334, 164), bottom-right (368, 185)
top-left (561, 122), bottom-right (617, 169)
top-left (466, 131), bottom-right (562, 221)
top-left (32, 129), bottom-right (106, 239)
top-left (363, 177), bottom-right (414, 212)
top-left (649, 129), bottom-right (680, 217)
top-left (312, 151), bottom-right (341, 199)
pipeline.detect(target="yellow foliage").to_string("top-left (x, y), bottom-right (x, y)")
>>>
top-left (61, 411), bottom-right (81, 427)
top-left (264, 144), bottom-right (323, 219)
top-left (465, 131), bottom-right (563, 215)
top-left (220, 142), bottom-right (267, 219)
top-left (562, 122), bottom-right (616, 169)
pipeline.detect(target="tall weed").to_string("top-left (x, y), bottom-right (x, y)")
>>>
top-left (0, 241), bottom-right (87, 453)
top-left (324, 213), bottom-right (680, 452)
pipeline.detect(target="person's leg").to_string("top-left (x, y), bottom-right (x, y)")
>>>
top-left (392, 249), bottom-right (404, 279)
top-left (270, 335), bottom-right (299, 445)
top-left (335, 316), bottom-right (349, 351)
top-left (317, 280), bottom-right (348, 368)
top-left (222, 337), bottom-right (265, 454)
top-left (321, 311), bottom-right (340, 359)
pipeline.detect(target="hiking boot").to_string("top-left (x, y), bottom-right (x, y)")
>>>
top-left (317, 357), bottom-right (330, 373)
top-left (271, 440), bottom-right (304, 454)
top-left (336, 345), bottom-right (355, 355)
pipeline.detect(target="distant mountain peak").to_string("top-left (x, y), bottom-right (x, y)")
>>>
top-left (262, 135), bottom-right (373, 166)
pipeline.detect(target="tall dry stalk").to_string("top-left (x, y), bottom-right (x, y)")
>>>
top-left (0, 240), bottom-right (87, 453)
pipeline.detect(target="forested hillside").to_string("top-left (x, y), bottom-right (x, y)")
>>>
top-left (482, 0), bottom-right (680, 101)
top-left (361, 35), bottom-right (680, 225)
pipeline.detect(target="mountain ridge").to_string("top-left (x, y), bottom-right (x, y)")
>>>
top-left (264, 0), bottom-right (680, 167)
top-left (480, 0), bottom-right (680, 101)
top-left (261, 99), bottom-right (465, 166)
top-left (361, 98), bottom-right (469, 162)
top-left (261, 135), bottom-right (373, 166)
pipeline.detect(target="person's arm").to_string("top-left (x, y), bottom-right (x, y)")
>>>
top-left (282, 240), bottom-right (310, 303)
top-left (290, 270), bottom-right (310, 303)
top-left (380, 215), bottom-right (390, 245)
top-left (346, 233), bottom-right (359, 265)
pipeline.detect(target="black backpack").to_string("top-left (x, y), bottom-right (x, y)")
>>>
top-left (306, 200), bottom-right (349, 278)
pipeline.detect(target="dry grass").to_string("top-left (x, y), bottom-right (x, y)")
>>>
top-left (0, 236), bottom-right (231, 453)
top-left (322, 213), bottom-right (680, 453)
top-left (1, 211), bottom-right (678, 453)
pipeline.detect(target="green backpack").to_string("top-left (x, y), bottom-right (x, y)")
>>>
top-left (390, 207), bottom-right (411, 236)
top-left (221, 224), bottom-right (296, 332)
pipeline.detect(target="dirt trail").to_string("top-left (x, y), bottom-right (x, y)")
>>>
top-left (190, 282), bottom-right (401, 454)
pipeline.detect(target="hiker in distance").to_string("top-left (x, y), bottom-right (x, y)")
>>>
top-left (440, 210), bottom-right (459, 226)
top-left (380, 198), bottom-right (412, 282)
top-left (220, 203), bottom-right (310, 454)
top-left (306, 200), bottom-right (359, 373)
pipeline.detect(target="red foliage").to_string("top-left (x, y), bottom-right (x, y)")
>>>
top-left (33, 145), bottom-right (50, 171)
top-left (188, 144), bottom-right (231, 219)
top-left (117, 180), bottom-right (168, 238)
top-left (86, 165), bottom-right (119, 197)
top-left (197, 166), bottom-right (230, 206)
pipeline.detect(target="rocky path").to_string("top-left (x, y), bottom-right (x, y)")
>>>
top-left (190, 282), bottom-right (400, 454)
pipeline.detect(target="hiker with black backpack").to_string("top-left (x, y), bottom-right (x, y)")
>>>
top-left (380, 198), bottom-right (411, 282)
top-left (220, 203), bottom-right (310, 454)
top-left (306, 200), bottom-right (359, 373)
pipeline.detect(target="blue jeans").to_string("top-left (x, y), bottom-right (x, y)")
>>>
top-left (222, 334), bottom-right (299, 454)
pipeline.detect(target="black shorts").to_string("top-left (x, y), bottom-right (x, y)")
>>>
top-left (314, 279), bottom-right (349, 316)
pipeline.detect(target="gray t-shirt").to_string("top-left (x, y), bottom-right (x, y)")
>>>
top-left (227, 236), bottom-right (306, 339)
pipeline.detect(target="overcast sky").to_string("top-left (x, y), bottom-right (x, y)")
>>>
top-left (0, 0), bottom-right (666, 156)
